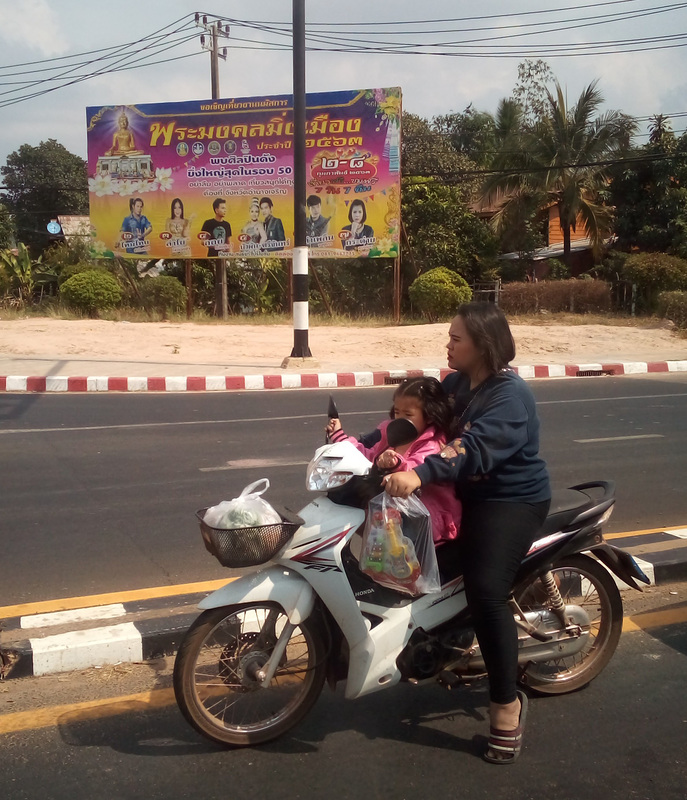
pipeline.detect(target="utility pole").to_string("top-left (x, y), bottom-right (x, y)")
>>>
top-left (195, 14), bottom-right (229, 98)
top-left (196, 13), bottom-right (230, 318)
top-left (284, 0), bottom-right (314, 363)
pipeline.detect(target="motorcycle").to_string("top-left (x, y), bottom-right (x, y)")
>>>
top-left (173, 412), bottom-right (649, 748)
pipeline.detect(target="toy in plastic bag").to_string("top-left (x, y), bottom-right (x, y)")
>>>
top-left (359, 491), bottom-right (441, 596)
top-left (203, 479), bottom-right (281, 529)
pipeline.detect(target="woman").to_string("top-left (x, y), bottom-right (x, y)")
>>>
top-left (383, 302), bottom-right (551, 764)
top-left (241, 199), bottom-right (267, 245)
top-left (165, 198), bottom-right (191, 238)
top-left (341, 199), bottom-right (374, 253)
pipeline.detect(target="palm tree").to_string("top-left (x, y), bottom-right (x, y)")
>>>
top-left (483, 80), bottom-right (636, 264)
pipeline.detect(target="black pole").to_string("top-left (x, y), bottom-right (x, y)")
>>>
top-left (289, 0), bottom-right (312, 358)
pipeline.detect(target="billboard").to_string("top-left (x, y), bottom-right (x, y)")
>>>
top-left (86, 87), bottom-right (401, 260)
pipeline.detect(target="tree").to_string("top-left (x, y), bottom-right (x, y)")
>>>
top-left (433, 105), bottom-right (497, 169)
top-left (0, 203), bottom-right (15, 249)
top-left (402, 112), bottom-right (476, 187)
top-left (483, 79), bottom-right (636, 264)
top-left (609, 129), bottom-right (687, 256)
top-left (402, 181), bottom-right (499, 284)
top-left (0, 242), bottom-right (55, 304)
top-left (1, 139), bottom-right (88, 252)
top-left (511, 59), bottom-right (555, 130)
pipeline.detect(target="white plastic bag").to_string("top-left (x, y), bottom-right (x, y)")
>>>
top-left (203, 479), bottom-right (281, 530)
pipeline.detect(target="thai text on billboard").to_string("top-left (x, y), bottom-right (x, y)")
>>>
top-left (86, 87), bottom-right (401, 260)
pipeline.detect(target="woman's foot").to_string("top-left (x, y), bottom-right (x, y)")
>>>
top-left (483, 690), bottom-right (528, 764)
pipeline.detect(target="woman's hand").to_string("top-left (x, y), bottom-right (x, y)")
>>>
top-left (382, 470), bottom-right (421, 498)
top-left (325, 418), bottom-right (342, 438)
top-left (375, 449), bottom-right (400, 470)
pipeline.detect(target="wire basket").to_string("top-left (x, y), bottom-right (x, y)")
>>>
top-left (196, 506), bottom-right (303, 568)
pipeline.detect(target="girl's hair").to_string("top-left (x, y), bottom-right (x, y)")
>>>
top-left (348, 199), bottom-right (367, 223)
top-left (171, 198), bottom-right (184, 218)
top-left (390, 377), bottom-right (452, 436)
top-left (455, 301), bottom-right (516, 374)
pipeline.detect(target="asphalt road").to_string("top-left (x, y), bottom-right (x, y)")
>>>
top-left (1, 582), bottom-right (685, 800)
top-left (1, 372), bottom-right (687, 604)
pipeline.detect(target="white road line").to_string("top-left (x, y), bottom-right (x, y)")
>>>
top-left (574, 434), bottom-right (665, 443)
top-left (0, 409), bottom-right (385, 436)
top-left (200, 459), bottom-right (309, 472)
top-left (2, 391), bottom-right (687, 437)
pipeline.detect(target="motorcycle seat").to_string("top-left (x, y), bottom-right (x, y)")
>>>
top-left (538, 489), bottom-right (594, 536)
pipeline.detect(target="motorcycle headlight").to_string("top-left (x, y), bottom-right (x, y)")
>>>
top-left (306, 457), bottom-right (353, 491)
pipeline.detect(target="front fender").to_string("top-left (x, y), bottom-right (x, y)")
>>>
top-left (198, 566), bottom-right (316, 625)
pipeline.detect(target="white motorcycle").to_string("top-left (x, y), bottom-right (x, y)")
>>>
top-left (173, 418), bottom-right (649, 747)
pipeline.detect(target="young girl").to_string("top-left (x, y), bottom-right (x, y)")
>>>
top-left (325, 377), bottom-right (461, 544)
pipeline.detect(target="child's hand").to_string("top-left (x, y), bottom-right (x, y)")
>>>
top-left (376, 449), bottom-right (400, 470)
top-left (325, 418), bottom-right (342, 438)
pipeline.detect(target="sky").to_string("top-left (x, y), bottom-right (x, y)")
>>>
top-left (1, 0), bottom-right (686, 175)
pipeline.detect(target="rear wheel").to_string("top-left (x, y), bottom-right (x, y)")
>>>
top-left (173, 603), bottom-right (327, 746)
top-left (517, 553), bottom-right (623, 695)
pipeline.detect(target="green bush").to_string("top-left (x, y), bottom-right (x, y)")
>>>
top-left (58, 261), bottom-right (108, 286)
top-left (499, 280), bottom-right (611, 314)
top-left (657, 291), bottom-right (687, 329)
top-left (408, 267), bottom-right (473, 322)
top-left (139, 275), bottom-right (186, 319)
top-left (622, 253), bottom-right (687, 311)
top-left (60, 270), bottom-right (122, 317)
top-left (545, 259), bottom-right (570, 280)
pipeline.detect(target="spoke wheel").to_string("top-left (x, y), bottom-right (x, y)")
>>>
top-left (517, 554), bottom-right (623, 695)
top-left (174, 603), bottom-right (326, 747)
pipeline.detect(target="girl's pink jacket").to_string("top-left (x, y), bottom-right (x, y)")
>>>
top-left (332, 419), bottom-right (461, 544)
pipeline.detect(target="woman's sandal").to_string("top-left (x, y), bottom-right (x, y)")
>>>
top-left (483, 690), bottom-right (529, 765)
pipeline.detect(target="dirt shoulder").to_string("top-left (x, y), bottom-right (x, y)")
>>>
top-left (0, 318), bottom-right (685, 374)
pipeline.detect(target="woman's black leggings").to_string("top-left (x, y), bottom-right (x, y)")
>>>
top-left (459, 498), bottom-right (550, 705)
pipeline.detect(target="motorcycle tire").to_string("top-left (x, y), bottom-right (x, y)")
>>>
top-left (516, 553), bottom-right (623, 695)
top-left (173, 602), bottom-right (327, 747)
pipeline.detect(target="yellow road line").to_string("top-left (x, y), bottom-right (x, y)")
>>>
top-left (0, 579), bottom-right (232, 619)
top-left (1, 522), bottom-right (685, 619)
top-left (0, 688), bottom-right (176, 736)
top-left (606, 524), bottom-right (687, 540)
top-left (623, 605), bottom-right (687, 632)
top-left (1, 606), bottom-right (685, 736)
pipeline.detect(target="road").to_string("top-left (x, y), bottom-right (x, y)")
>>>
top-left (1, 372), bottom-right (687, 604)
top-left (1, 374), bottom-right (686, 798)
top-left (1, 582), bottom-right (685, 800)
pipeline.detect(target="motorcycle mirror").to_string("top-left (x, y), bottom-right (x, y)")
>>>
top-left (327, 394), bottom-right (339, 420)
top-left (386, 418), bottom-right (417, 449)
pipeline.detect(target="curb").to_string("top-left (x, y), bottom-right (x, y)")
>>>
top-left (1, 360), bottom-right (687, 393)
top-left (2, 529), bottom-right (686, 681)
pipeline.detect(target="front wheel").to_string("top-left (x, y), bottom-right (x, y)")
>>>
top-left (173, 602), bottom-right (327, 747)
top-left (516, 553), bottom-right (623, 695)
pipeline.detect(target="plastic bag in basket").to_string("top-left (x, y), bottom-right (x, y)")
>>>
top-left (359, 491), bottom-right (441, 596)
top-left (203, 479), bottom-right (281, 529)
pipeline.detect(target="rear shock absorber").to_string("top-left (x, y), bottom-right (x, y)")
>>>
top-left (541, 570), bottom-right (567, 625)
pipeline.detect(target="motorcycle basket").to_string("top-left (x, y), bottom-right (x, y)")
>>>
top-left (196, 506), bottom-right (303, 568)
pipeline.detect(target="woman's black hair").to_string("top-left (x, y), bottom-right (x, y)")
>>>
top-left (455, 301), bottom-right (516, 374)
top-left (171, 197), bottom-right (184, 218)
top-left (390, 377), bottom-right (452, 437)
top-left (348, 199), bottom-right (367, 223)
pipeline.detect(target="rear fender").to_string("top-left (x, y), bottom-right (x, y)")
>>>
top-left (590, 543), bottom-right (651, 590)
top-left (198, 566), bottom-right (316, 625)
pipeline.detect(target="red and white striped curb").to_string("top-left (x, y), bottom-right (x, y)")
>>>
top-left (1, 361), bottom-right (686, 393)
